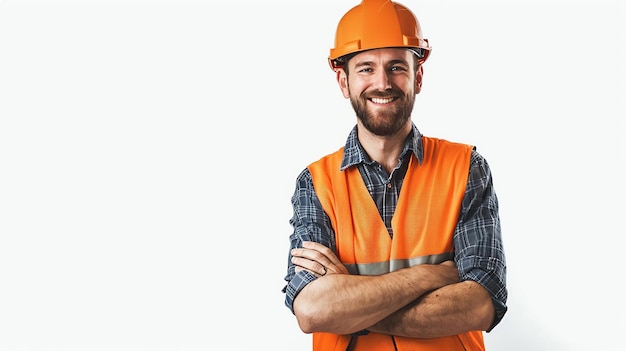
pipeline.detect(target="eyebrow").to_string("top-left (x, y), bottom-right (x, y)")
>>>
top-left (353, 59), bottom-right (410, 70)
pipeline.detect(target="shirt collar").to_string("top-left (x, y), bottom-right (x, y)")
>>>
top-left (340, 123), bottom-right (424, 171)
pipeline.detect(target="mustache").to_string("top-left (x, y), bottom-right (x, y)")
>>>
top-left (362, 89), bottom-right (402, 99)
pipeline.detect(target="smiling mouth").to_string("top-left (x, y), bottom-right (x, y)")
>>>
top-left (370, 97), bottom-right (395, 104)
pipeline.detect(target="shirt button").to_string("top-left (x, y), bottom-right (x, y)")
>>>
top-left (387, 183), bottom-right (392, 189)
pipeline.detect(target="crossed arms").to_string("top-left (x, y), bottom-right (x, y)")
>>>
top-left (291, 241), bottom-right (495, 338)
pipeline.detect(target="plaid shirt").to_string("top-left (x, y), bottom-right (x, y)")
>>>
top-left (283, 123), bottom-right (508, 330)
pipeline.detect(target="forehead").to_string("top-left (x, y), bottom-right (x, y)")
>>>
top-left (350, 48), bottom-right (413, 66)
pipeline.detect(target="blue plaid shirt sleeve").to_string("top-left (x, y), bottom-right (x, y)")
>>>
top-left (282, 168), bottom-right (336, 313)
top-left (454, 150), bottom-right (508, 331)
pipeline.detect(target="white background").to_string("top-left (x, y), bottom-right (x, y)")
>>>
top-left (1, 0), bottom-right (624, 350)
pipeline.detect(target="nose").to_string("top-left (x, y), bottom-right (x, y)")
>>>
top-left (372, 69), bottom-right (392, 90)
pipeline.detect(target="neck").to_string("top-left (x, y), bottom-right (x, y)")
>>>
top-left (357, 122), bottom-right (411, 174)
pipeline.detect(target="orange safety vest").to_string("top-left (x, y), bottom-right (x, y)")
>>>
top-left (308, 136), bottom-right (484, 351)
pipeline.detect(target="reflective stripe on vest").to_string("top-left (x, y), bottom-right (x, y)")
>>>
top-left (308, 136), bottom-right (485, 351)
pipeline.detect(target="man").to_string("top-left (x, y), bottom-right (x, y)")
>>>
top-left (282, 0), bottom-right (508, 350)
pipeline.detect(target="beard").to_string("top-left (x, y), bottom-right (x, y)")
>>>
top-left (350, 88), bottom-right (415, 136)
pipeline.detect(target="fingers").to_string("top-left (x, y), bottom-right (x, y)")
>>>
top-left (292, 255), bottom-right (327, 277)
top-left (301, 241), bottom-right (344, 266)
top-left (291, 241), bottom-right (344, 276)
top-left (301, 240), bottom-right (331, 253)
top-left (292, 242), bottom-right (326, 261)
top-left (439, 260), bottom-right (457, 268)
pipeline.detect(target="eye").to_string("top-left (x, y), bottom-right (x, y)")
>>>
top-left (390, 66), bottom-right (407, 72)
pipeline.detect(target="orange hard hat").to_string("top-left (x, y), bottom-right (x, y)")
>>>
top-left (328, 0), bottom-right (431, 70)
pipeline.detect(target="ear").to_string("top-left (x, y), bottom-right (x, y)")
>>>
top-left (415, 65), bottom-right (424, 94)
top-left (336, 68), bottom-right (350, 99)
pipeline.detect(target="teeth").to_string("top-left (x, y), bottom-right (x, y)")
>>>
top-left (371, 97), bottom-right (393, 104)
